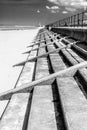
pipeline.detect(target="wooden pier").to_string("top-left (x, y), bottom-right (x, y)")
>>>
top-left (1, 26), bottom-right (87, 130)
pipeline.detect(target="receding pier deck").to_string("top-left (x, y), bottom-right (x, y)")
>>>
top-left (1, 20), bottom-right (87, 130)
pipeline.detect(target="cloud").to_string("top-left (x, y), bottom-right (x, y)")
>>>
top-left (47, 0), bottom-right (87, 9)
top-left (47, 0), bottom-right (60, 4)
top-left (37, 10), bottom-right (40, 13)
top-left (51, 10), bottom-right (59, 13)
top-left (62, 11), bottom-right (68, 14)
top-left (46, 5), bottom-right (59, 13)
top-left (71, 1), bottom-right (87, 8)
top-left (46, 5), bottom-right (59, 9)
top-left (65, 7), bottom-right (76, 12)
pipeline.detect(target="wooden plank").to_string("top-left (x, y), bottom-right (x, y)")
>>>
top-left (35, 47), bottom-right (50, 82)
top-left (72, 44), bottom-right (87, 58)
top-left (0, 43), bottom-right (35, 119)
top-left (27, 46), bottom-right (57, 130)
top-left (1, 61), bottom-right (87, 100)
top-left (64, 48), bottom-right (87, 84)
top-left (57, 77), bottom-right (87, 130)
top-left (55, 40), bottom-right (66, 48)
top-left (0, 46), bottom-right (38, 129)
top-left (46, 40), bottom-right (87, 130)
top-left (0, 44), bottom-right (36, 119)
top-left (23, 42), bottom-right (54, 54)
top-left (13, 47), bottom-right (65, 67)
top-left (66, 48), bottom-right (87, 88)
top-left (46, 41), bottom-right (66, 69)
top-left (61, 48), bottom-right (78, 65)
top-left (46, 38), bottom-right (76, 67)
top-left (66, 48), bottom-right (84, 62)
top-left (27, 37), bottom-right (55, 48)
top-left (27, 85), bottom-right (57, 130)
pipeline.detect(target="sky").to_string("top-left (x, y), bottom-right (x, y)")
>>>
top-left (0, 0), bottom-right (87, 27)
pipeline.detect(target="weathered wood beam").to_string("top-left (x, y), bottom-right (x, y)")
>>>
top-left (23, 42), bottom-right (55, 54)
top-left (22, 49), bottom-right (38, 54)
top-left (13, 46), bottom-right (65, 67)
top-left (27, 42), bottom-right (40, 48)
top-left (27, 37), bottom-right (55, 48)
top-left (27, 32), bottom-right (69, 48)
top-left (1, 61), bottom-right (87, 100)
top-left (17, 38), bottom-right (76, 66)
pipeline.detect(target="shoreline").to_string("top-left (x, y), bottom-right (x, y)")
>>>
top-left (0, 26), bottom-right (40, 31)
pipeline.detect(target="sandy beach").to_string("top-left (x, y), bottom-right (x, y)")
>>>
top-left (0, 28), bottom-right (39, 116)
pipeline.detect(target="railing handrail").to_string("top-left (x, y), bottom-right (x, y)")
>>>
top-left (46, 10), bottom-right (87, 28)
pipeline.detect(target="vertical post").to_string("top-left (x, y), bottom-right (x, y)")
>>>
top-left (68, 17), bottom-right (69, 26)
top-left (71, 16), bottom-right (72, 27)
top-left (73, 15), bottom-right (76, 27)
top-left (82, 12), bottom-right (84, 27)
top-left (61, 20), bottom-right (63, 26)
top-left (62, 20), bottom-right (63, 27)
top-left (77, 13), bottom-right (80, 27)
top-left (67, 18), bottom-right (68, 26)
top-left (60, 20), bottom-right (61, 27)
top-left (63, 19), bottom-right (64, 27)
top-left (68, 17), bottom-right (70, 27)
top-left (58, 21), bottom-right (59, 27)
top-left (59, 20), bottom-right (60, 27)
top-left (61, 20), bottom-right (62, 27)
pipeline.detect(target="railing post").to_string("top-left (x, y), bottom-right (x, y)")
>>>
top-left (71, 16), bottom-right (72, 27)
top-left (66, 18), bottom-right (68, 26)
top-left (68, 17), bottom-right (70, 27)
top-left (45, 10), bottom-right (87, 28)
top-left (60, 20), bottom-right (61, 27)
top-left (82, 12), bottom-right (84, 27)
top-left (63, 19), bottom-right (64, 26)
top-left (61, 20), bottom-right (63, 26)
top-left (59, 20), bottom-right (61, 27)
top-left (63, 19), bottom-right (65, 26)
top-left (74, 15), bottom-right (76, 27)
top-left (68, 17), bottom-right (69, 26)
top-left (58, 21), bottom-right (59, 27)
top-left (77, 13), bottom-right (80, 27)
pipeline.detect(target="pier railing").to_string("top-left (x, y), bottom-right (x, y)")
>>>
top-left (46, 10), bottom-right (87, 28)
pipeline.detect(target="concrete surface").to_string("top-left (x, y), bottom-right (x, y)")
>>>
top-left (57, 77), bottom-right (87, 130)
top-left (0, 47), bottom-right (38, 129)
top-left (27, 44), bottom-right (57, 130)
